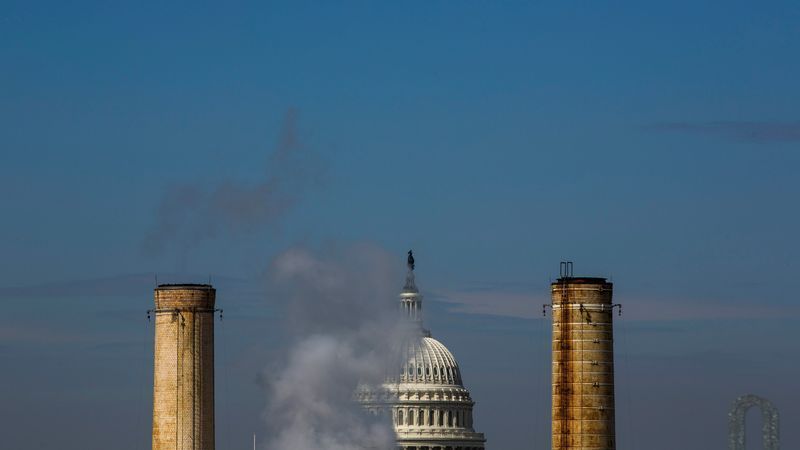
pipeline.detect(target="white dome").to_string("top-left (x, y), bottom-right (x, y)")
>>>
top-left (397, 336), bottom-right (463, 385)
top-left (359, 258), bottom-right (485, 449)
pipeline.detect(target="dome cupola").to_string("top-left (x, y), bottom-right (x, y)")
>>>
top-left (400, 250), bottom-right (424, 327)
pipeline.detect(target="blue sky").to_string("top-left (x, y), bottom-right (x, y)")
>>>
top-left (1, 2), bottom-right (799, 449)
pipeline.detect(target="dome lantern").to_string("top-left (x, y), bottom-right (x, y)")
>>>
top-left (400, 250), bottom-right (423, 326)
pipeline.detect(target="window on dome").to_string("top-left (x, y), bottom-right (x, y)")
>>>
top-left (426, 367), bottom-right (430, 376)
top-left (408, 365), bottom-right (414, 376)
top-left (417, 367), bottom-right (422, 376)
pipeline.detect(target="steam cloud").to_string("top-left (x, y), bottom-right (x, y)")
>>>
top-left (262, 244), bottom-right (408, 450)
top-left (142, 108), bottom-right (323, 258)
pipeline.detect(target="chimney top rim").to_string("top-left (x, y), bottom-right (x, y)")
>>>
top-left (552, 277), bottom-right (610, 285)
top-left (155, 283), bottom-right (214, 290)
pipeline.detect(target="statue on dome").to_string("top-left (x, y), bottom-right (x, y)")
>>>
top-left (407, 250), bottom-right (415, 271)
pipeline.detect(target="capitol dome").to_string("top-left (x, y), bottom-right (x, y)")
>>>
top-left (359, 251), bottom-right (486, 450)
top-left (395, 337), bottom-right (462, 385)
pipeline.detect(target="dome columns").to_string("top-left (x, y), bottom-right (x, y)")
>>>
top-left (393, 406), bottom-right (475, 431)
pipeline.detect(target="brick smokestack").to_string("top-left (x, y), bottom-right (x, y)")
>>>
top-left (550, 273), bottom-right (617, 450)
top-left (152, 284), bottom-right (216, 450)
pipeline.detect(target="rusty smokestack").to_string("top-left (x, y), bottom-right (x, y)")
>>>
top-left (550, 263), bottom-right (617, 450)
top-left (152, 284), bottom-right (217, 450)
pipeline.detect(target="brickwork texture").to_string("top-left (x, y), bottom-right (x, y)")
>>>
top-left (153, 285), bottom-right (215, 450)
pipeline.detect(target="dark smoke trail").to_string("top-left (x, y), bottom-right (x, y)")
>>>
top-left (142, 108), bottom-right (323, 259)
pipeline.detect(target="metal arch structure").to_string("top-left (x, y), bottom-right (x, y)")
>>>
top-left (729, 394), bottom-right (780, 450)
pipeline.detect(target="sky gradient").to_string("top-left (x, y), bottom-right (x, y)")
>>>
top-left (1, 2), bottom-right (799, 449)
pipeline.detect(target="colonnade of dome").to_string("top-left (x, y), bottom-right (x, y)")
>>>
top-left (394, 405), bottom-right (474, 428)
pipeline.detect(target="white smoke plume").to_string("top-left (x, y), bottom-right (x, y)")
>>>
top-left (142, 108), bottom-right (323, 258)
top-left (262, 244), bottom-right (409, 450)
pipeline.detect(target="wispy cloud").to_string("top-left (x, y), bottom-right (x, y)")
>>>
top-left (0, 326), bottom-right (89, 345)
top-left (434, 288), bottom-right (800, 321)
top-left (0, 273), bottom-right (154, 299)
top-left (0, 273), bottom-right (254, 299)
top-left (649, 121), bottom-right (800, 143)
top-left (435, 290), bottom-right (544, 319)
